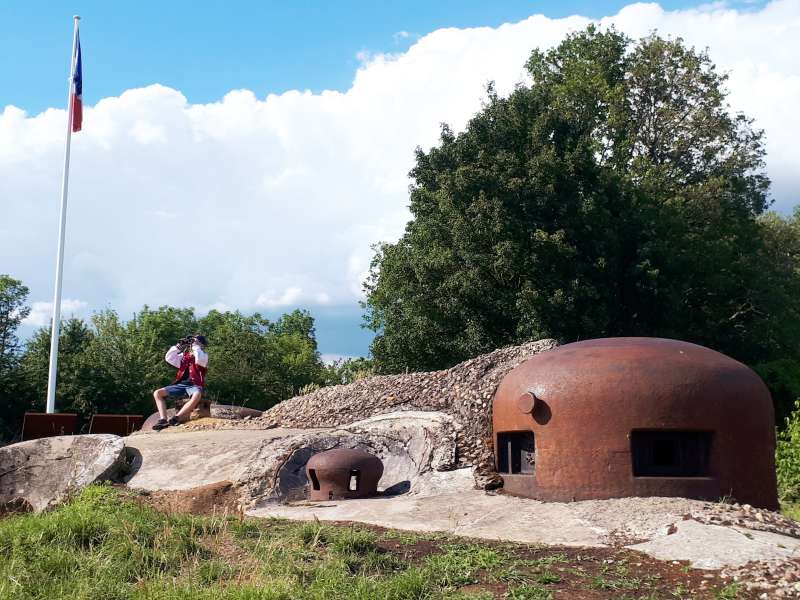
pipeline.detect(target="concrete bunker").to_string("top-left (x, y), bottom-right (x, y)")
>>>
top-left (492, 337), bottom-right (778, 510)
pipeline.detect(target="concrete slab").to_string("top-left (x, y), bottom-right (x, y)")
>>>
top-left (250, 469), bottom-right (606, 547)
top-left (125, 430), bottom-right (800, 571)
top-left (251, 489), bottom-right (608, 547)
top-left (124, 428), bottom-right (315, 491)
top-left (628, 520), bottom-right (800, 569)
top-left (249, 468), bottom-right (800, 569)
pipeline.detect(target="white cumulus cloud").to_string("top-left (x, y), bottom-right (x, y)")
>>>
top-left (255, 287), bottom-right (331, 309)
top-left (22, 299), bottom-right (89, 327)
top-left (1, 0), bottom-right (798, 330)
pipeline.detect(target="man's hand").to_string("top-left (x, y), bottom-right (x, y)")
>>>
top-left (176, 337), bottom-right (191, 351)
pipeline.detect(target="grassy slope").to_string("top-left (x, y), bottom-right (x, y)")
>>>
top-left (0, 486), bottom-right (747, 600)
top-left (782, 502), bottom-right (800, 522)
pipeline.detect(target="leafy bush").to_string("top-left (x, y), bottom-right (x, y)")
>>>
top-left (777, 400), bottom-right (800, 502)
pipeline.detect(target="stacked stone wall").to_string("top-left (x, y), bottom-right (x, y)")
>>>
top-left (258, 339), bottom-right (558, 486)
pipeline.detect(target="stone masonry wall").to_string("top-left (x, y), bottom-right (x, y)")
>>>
top-left (258, 339), bottom-right (558, 487)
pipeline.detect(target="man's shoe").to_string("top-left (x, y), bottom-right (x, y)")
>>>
top-left (152, 419), bottom-right (169, 431)
top-left (168, 416), bottom-right (180, 427)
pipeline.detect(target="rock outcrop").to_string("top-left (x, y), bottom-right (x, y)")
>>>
top-left (241, 410), bottom-right (459, 504)
top-left (258, 339), bottom-right (558, 485)
top-left (124, 411), bottom-right (458, 507)
top-left (0, 434), bottom-right (126, 511)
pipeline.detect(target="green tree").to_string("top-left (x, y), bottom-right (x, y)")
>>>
top-left (78, 307), bottom-right (198, 416)
top-left (20, 318), bottom-right (95, 416)
top-left (197, 309), bottom-right (322, 409)
top-left (751, 208), bottom-right (800, 421)
top-left (0, 275), bottom-right (30, 371)
top-left (0, 275), bottom-right (31, 440)
top-left (20, 306), bottom-right (199, 419)
top-left (364, 27), bottom-right (788, 373)
top-left (320, 357), bottom-right (376, 386)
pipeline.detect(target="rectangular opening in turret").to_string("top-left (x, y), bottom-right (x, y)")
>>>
top-left (496, 431), bottom-right (535, 475)
top-left (349, 469), bottom-right (360, 491)
top-left (309, 468), bottom-right (320, 490)
top-left (631, 430), bottom-right (712, 477)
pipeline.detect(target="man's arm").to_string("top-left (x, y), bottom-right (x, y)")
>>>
top-left (165, 345), bottom-right (183, 368)
top-left (192, 344), bottom-right (208, 368)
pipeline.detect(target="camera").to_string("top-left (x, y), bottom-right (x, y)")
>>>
top-left (177, 336), bottom-right (195, 349)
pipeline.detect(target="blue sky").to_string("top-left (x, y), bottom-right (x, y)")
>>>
top-left (0, 1), bottom-right (793, 360)
top-left (1, 1), bottom-right (766, 114)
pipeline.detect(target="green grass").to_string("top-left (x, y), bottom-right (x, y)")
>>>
top-left (0, 486), bottom-right (746, 600)
top-left (504, 584), bottom-right (553, 600)
top-left (588, 560), bottom-right (660, 592)
top-left (713, 582), bottom-right (743, 599)
top-left (780, 501), bottom-right (800, 522)
top-left (0, 487), bottom-right (516, 600)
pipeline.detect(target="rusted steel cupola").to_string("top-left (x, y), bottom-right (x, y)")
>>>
top-left (492, 337), bottom-right (778, 510)
top-left (306, 449), bottom-right (384, 501)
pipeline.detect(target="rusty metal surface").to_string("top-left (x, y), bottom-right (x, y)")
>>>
top-left (492, 337), bottom-right (778, 510)
top-left (306, 448), bottom-right (384, 501)
top-left (88, 414), bottom-right (144, 436)
top-left (21, 412), bottom-right (78, 441)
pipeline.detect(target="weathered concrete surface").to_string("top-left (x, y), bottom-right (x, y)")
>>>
top-left (251, 468), bottom-right (608, 546)
top-left (0, 434), bottom-right (125, 511)
top-left (248, 411), bottom-right (459, 505)
top-left (123, 413), bottom-right (800, 573)
top-left (249, 467), bottom-right (800, 569)
top-left (124, 411), bottom-right (458, 506)
top-left (629, 520), bottom-right (800, 569)
top-left (124, 428), bottom-right (314, 492)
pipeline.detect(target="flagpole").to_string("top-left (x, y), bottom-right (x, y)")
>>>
top-left (46, 15), bottom-right (80, 414)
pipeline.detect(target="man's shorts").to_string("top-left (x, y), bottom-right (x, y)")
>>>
top-left (163, 383), bottom-right (203, 399)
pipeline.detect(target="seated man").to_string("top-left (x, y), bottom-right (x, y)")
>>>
top-left (152, 334), bottom-right (209, 431)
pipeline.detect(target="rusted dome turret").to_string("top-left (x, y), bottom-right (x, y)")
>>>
top-left (492, 337), bottom-right (777, 509)
top-left (306, 448), bottom-right (384, 501)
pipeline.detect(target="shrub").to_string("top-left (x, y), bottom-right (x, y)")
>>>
top-left (777, 400), bottom-right (800, 502)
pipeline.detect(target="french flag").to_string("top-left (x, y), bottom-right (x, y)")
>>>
top-left (71, 30), bottom-right (82, 132)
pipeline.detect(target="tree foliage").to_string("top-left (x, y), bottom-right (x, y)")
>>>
top-left (320, 357), bottom-right (376, 386)
top-left (364, 27), bottom-right (795, 373)
top-left (0, 275), bottom-right (31, 439)
top-left (777, 400), bottom-right (800, 503)
top-left (0, 293), bottom-right (330, 441)
top-left (197, 309), bottom-right (320, 408)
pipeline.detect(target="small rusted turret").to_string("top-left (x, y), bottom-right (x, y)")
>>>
top-left (306, 448), bottom-right (384, 501)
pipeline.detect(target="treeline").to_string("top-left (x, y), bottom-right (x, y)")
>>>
top-left (0, 275), bottom-right (373, 442)
top-left (363, 27), bottom-right (800, 425)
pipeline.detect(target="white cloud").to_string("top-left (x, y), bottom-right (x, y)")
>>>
top-left (196, 301), bottom-right (232, 315)
top-left (392, 30), bottom-right (415, 44)
top-left (1, 1), bottom-right (798, 329)
top-left (255, 287), bottom-right (331, 308)
top-left (22, 299), bottom-right (89, 327)
top-left (320, 353), bottom-right (358, 365)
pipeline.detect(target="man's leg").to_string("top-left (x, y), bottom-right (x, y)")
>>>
top-left (153, 388), bottom-right (169, 420)
top-left (175, 390), bottom-right (202, 422)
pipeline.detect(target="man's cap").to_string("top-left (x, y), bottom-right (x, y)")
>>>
top-left (194, 334), bottom-right (208, 347)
